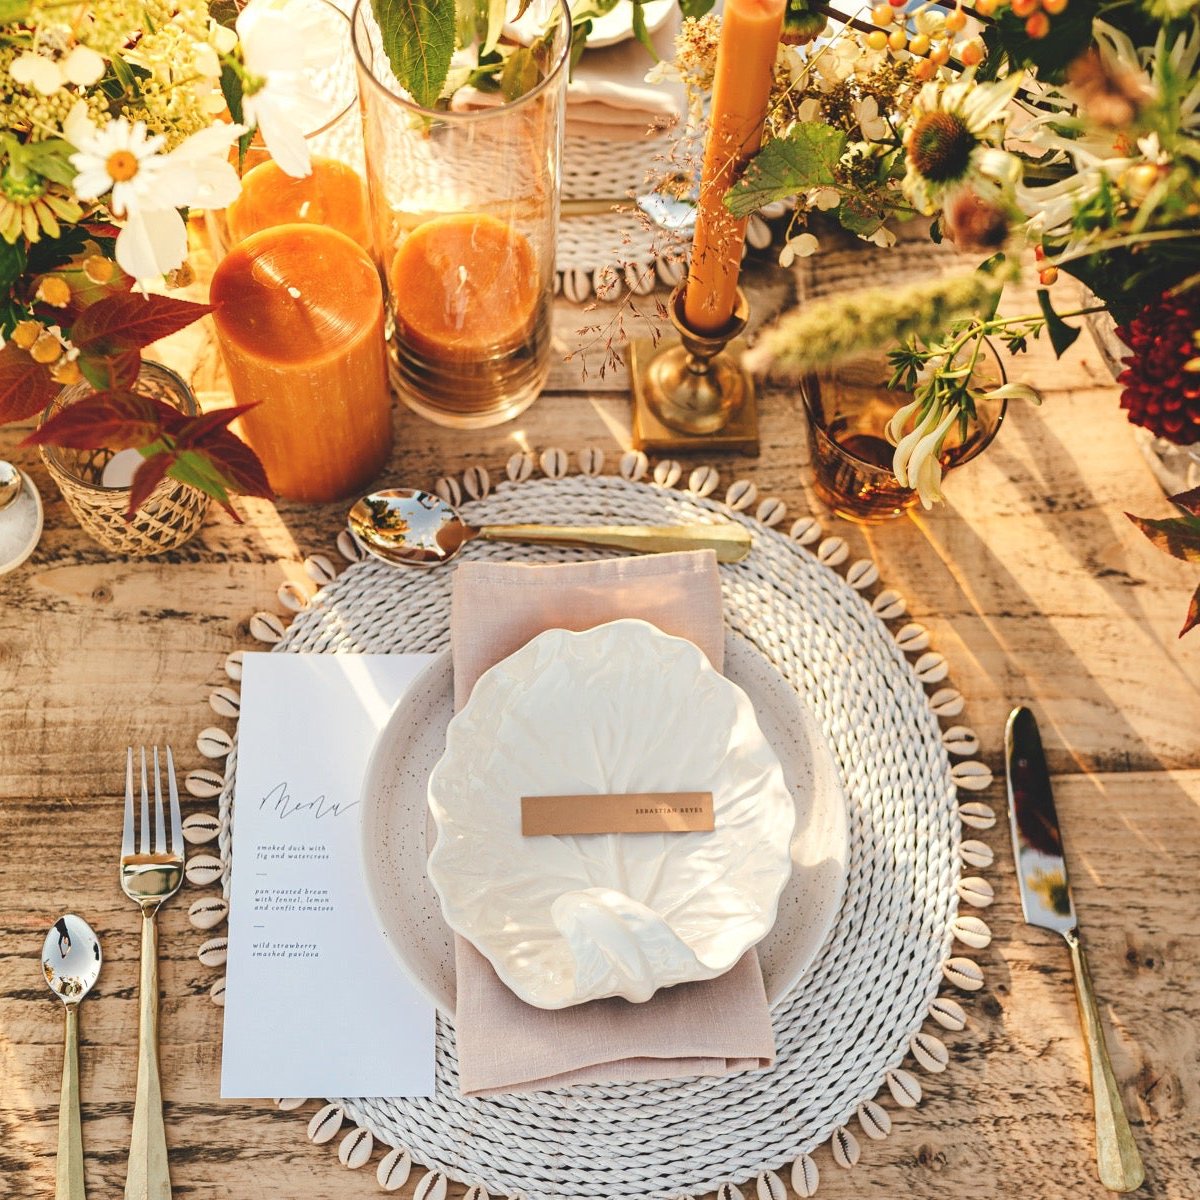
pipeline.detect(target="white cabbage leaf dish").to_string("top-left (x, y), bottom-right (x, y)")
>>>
top-left (426, 619), bottom-right (796, 1009)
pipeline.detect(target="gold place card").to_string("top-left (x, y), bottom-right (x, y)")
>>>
top-left (521, 792), bottom-right (715, 837)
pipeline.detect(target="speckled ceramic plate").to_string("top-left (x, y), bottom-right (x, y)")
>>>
top-left (360, 631), bottom-right (849, 1017)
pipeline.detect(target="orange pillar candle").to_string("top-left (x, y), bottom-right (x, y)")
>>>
top-left (683, 0), bottom-right (786, 335)
top-left (210, 223), bottom-right (392, 502)
top-left (224, 155), bottom-right (372, 251)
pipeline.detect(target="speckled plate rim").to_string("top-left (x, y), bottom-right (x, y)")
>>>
top-left (359, 629), bottom-right (850, 1017)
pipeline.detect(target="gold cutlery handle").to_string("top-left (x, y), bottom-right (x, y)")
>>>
top-left (477, 523), bottom-right (752, 563)
top-left (1065, 928), bottom-right (1145, 1193)
top-left (57, 1004), bottom-right (85, 1200)
top-left (126, 913), bottom-right (171, 1200)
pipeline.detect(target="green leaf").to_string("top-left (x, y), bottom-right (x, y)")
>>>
top-left (1127, 512), bottom-right (1200, 565)
top-left (726, 123), bottom-right (847, 219)
top-left (0, 343), bottom-right (59, 425)
top-left (371, 0), bottom-right (455, 109)
top-left (678, 0), bottom-right (714, 17)
top-left (500, 46), bottom-right (539, 101)
top-left (481, 0), bottom-right (506, 55)
top-left (0, 239), bottom-right (25, 295)
top-left (631, 1), bottom-right (658, 59)
top-left (70, 293), bottom-right (213, 353)
top-left (1036, 287), bottom-right (1080, 358)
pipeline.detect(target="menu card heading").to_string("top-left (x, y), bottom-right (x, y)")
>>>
top-left (521, 792), bottom-right (715, 836)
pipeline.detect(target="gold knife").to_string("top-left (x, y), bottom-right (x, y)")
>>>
top-left (1005, 706), bottom-right (1145, 1193)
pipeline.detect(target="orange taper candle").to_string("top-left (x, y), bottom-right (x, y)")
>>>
top-left (210, 223), bottom-right (392, 502)
top-left (683, 0), bottom-right (786, 335)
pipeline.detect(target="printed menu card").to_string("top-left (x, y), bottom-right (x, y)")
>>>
top-left (221, 652), bottom-right (437, 1098)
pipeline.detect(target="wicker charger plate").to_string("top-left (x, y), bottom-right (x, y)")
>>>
top-left (187, 458), bottom-right (998, 1199)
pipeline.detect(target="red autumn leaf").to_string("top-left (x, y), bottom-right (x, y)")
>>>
top-left (0, 343), bottom-right (60, 425)
top-left (126, 450), bottom-right (175, 519)
top-left (70, 292), bottom-right (213, 354)
top-left (1172, 486), bottom-right (1200, 517)
top-left (1183, 584), bottom-right (1200, 638)
top-left (22, 390), bottom-right (181, 450)
top-left (173, 403), bottom-right (259, 450)
top-left (83, 220), bottom-right (122, 239)
top-left (1126, 512), bottom-right (1200, 565)
top-left (196, 427), bottom-right (273, 498)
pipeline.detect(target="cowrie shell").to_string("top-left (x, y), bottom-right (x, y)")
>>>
top-left (953, 914), bottom-right (993, 949)
top-left (716, 1182), bottom-right (743, 1200)
top-left (831, 1125), bottom-right (860, 1168)
top-left (619, 449), bottom-right (648, 481)
top-left (953, 761), bottom-right (994, 791)
top-left (183, 812), bottom-right (220, 844)
top-left (248, 611), bottom-right (285, 643)
top-left (188, 896), bottom-right (228, 930)
top-left (915, 651), bottom-right (949, 683)
top-left (339, 1126), bottom-right (373, 1169)
top-left (961, 839), bottom-right (994, 869)
top-left (656, 255), bottom-right (686, 287)
top-left (756, 497), bottom-right (786, 527)
top-left (196, 727), bottom-right (233, 759)
top-left (185, 767), bottom-right (223, 798)
top-left (895, 623), bottom-right (931, 653)
top-left (209, 686), bottom-right (240, 718)
top-left (624, 261), bottom-right (656, 295)
top-left (506, 451), bottom-right (535, 483)
top-left (755, 1169), bottom-right (785, 1200)
top-left (434, 476), bottom-right (462, 507)
top-left (377, 1147), bottom-right (412, 1192)
top-left (276, 581), bottom-right (309, 613)
top-left (846, 559), bottom-right (879, 589)
top-left (197, 936), bottom-right (228, 967)
top-left (337, 529), bottom-right (366, 562)
top-left (540, 447), bottom-right (569, 479)
top-left (857, 1099), bottom-right (891, 1140)
top-left (929, 996), bottom-right (967, 1031)
top-left (817, 536), bottom-right (849, 567)
top-left (561, 268), bottom-right (591, 304)
top-left (463, 465), bottom-right (490, 499)
top-left (577, 448), bottom-right (604, 477)
top-left (944, 957), bottom-right (985, 991)
top-left (414, 1169), bottom-right (448, 1200)
top-left (958, 875), bottom-right (995, 908)
top-left (790, 516), bottom-right (821, 545)
top-left (791, 1154), bottom-right (819, 1198)
top-left (958, 801), bottom-right (996, 830)
top-left (593, 265), bottom-right (621, 301)
top-left (887, 1067), bottom-right (922, 1107)
top-left (275, 1097), bottom-right (306, 1111)
top-left (688, 465), bottom-right (720, 497)
top-left (463, 1186), bottom-right (490, 1200)
top-left (943, 725), bottom-right (980, 756)
top-left (185, 854), bottom-right (222, 887)
top-left (304, 554), bottom-right (337, 585)
top-left (929, 687), bottom-right (965, 717)
top-left (209, 976), bottom-right (226, 1006)
top-left (725, 479), bottom-right (757, 511)
top-left (307, 1103), bottom-right (343, 1144)
top-left (224, 651), bottom-right (244, 682)
top-left (911, 1030), bottom-right (950, 1072)
top-left (872, 589), bottom-right (906, 619)
top-left (654, 459), bottom-right (683, 488)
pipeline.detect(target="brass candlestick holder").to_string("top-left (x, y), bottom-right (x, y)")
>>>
top-left (630, 284), bottom-right (759, 454)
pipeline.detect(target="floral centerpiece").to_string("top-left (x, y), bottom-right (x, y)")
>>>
top-left (647, 0), bottom-right (1199, 626)
top-left (0, 0), bottom-right (330, 518)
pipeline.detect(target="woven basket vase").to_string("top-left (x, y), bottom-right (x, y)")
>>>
top-left (40, 361), bottom-right (210, 556)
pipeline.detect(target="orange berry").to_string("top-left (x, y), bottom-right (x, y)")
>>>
top-left (945, 6), bottom-right (967, 32)
top-left (30, 333), bottom-right (62, 364)
top-left (913, 57), bottom-right (937, 80)
top-left (930, 42), bottom-right (951, 64)
top-left (1011, 0), bottom-right (1039, 15)
top-left (1025, 10), bottom-right (1050, 35)
top-left (909, 31), bottom-right (931, 54)
top-left (871, 3), bottom-right (895, 24)
top-left (11, 320), bottom-right (41, 350)
top-left (1034, 244), bottom-right (1046, 261)
top-left (1043, 0), bottom-right (1067, 10)
top-left (1039, 266), bottom-right (1059, 286)
top-left (888, 27), bottom-right (908, 50)
top-left (959, 37), bottom-right (985, 66)
top-left (868, 29), bottom-right (889, 49)
top-left (974, 0), bottom-right (996, 12)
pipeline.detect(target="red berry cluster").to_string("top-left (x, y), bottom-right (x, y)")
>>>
top-left (1116, 290), bottom-right (1200, 445)
top-left (976, 0), bottom-right (1067, 40)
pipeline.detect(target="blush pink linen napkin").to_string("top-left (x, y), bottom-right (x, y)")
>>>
top-left (448, 550), bottom-right (776, 1096)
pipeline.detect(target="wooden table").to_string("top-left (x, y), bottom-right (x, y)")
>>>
top-left (1, 266), bottom-right (1198, 1200)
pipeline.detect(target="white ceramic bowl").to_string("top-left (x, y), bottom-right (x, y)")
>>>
top-left (426, 619), bottom-right (796, 1008)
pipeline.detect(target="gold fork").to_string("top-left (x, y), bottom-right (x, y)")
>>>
top-left (120, 747), bottom-right (183, 1200)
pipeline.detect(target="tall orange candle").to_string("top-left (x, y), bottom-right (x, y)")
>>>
top-left (684, 0), bottom-right (786, 335)
top-left (209, 223), bottom-right (392, 502)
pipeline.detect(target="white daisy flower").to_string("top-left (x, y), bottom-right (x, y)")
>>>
top-left (65, 104), bottom-right (245, 283)
top-left (236, 0), bottom-right (343, 178)
top-left (902, 73), bottom-right (1023, 215)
